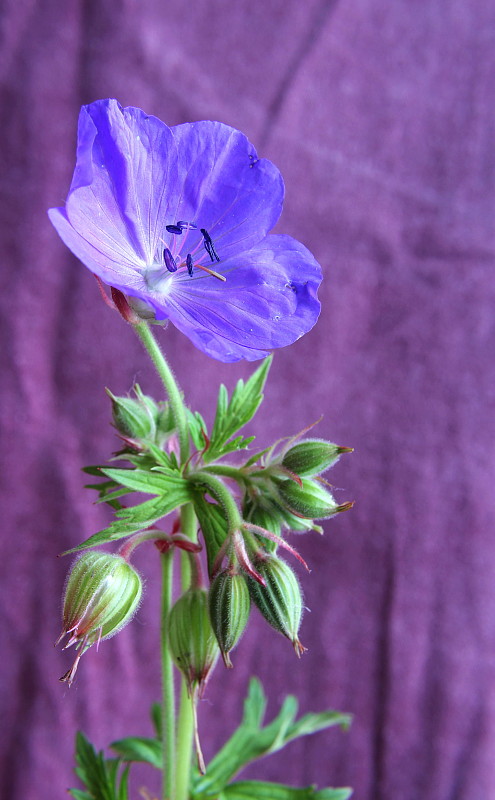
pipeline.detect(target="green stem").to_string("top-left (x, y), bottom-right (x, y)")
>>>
top-left (202, 463), bottom-right (248, 485)
top-left (175, 502), bottom-right (198, 800)
top-left (161, 550), bottom-right (175, 800)
top-left (134, 322), bottom-right (189, 462)
top-left (189, 471), bottom-right (243, 532)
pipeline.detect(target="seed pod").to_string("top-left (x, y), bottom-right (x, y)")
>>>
top-left (277, 477), bottom-right (350, 520)
top-left (282, 439), bottom-right (352, 477)
top-left (168, 588), bottom-right (220, 696)
top-left (209, 571), bottom-right (250, 667)
top-left (58, 552), bottom-right (142, 684)
top-left (247, 556), bottom-right (305, 656)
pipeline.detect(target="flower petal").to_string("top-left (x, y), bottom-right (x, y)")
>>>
top-left (60, 99), bottom-right (180, 266)
top-left (147, 234), bottom-right (322, 362)
top-left (169, 122), bottom-right (284, 261)
top-left (47, 207), bottom-right (154, 299)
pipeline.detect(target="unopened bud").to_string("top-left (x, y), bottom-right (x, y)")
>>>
top-left (58, 552), bottom-right (142, 685)
top-left (278, 477), bottom-right (351, 520)
top-left (209, 571), bottom-right (250, 667)
top-left (282, 439), bottom-right (352, 477)
top-left (247, 556), bottom-right (305, 656)
top-left (106, 385), bottom-right (157, 441)
top-left (168, 588), bottom-right (220, 696)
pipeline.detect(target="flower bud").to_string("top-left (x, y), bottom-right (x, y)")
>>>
top-left (58, 552), bottom-right (142, 684)
top-left (277, 477), bottom-right (351, 520)
top-left (282, 439), bottom-right (352, 477)
top-left (106, 386), bottom-right (157, 441)
top-left (247, 556), bottom-right (304, 655)
top-left (209, 571), bottom-right (250, 667)
top-left (168, 588), bottom-right (220, 696)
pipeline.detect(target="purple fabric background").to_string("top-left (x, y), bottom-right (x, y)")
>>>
top-left (1, 1), bottom-right (494, 798)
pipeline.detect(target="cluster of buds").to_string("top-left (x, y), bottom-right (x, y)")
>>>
top-left (107, 384), bottom-right (176, 451)
top-left (243, 437), bottom-right (353, 537)
top-left (57, 552), bottom-right (142, 686)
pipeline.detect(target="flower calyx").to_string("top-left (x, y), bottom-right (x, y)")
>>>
top-left (57, 552), bottom-right (142, 686)
top-left (246, 554), bottom-right (306, 657)
top-left (208, 569), bottom-right (251, 668)
top-left (167, 587), bottom-right (220, 698)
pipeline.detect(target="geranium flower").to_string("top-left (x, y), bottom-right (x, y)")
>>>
top-left (48, 99), bottom-right (322, 362)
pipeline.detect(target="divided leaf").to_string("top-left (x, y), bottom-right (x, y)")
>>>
top-left (64, 480), bottom-right (192, 553)
top-left (70, 732), bottom-right (129, 800)
top-left (204, 358), bottom-right (272, 463)
top-left (192, 678), bottom-right (351, 798)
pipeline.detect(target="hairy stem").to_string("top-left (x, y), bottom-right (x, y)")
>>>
top-left (175, 503), bottom-right (198, 800)
top-left (161, 550), bottom-right (175, 800)
top-left (134, 322), bottom-right (189, 462)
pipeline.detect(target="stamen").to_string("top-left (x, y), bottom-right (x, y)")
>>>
top-left (200, 228), bottom-right (220, 263)
top-left (177, 220), bottom-right (197, 230)
top-left (186, 253), bottom-right (194, 277)
top-left (194, 263), bottom-right (226, 282)
top-left (163, 248), bottom-right (178, 272)
top-left (166, 224), bottom-right (183, 235)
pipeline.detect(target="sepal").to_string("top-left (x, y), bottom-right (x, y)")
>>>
top-left (167, 587), bottom-right (220, 696)
top-left (246, 555), bottom-right (304, 655)
top-left (209, 571), bottom-right (250, 667)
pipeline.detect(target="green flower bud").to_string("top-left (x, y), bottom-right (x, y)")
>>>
top-left (58, 552), bottom-right (142, 685)
top-left (168, 588), bottom-right (220, 696)
top-left (282, 439), bottom-right (352, 477)
top-left (209, 571), bottom-right (250, 667)
top-left (247, 556), bottom-right (305, 655)
top-left (106, 385), bottom-right (157, 441)
top-left (277, 477), bottom-right (352, 520)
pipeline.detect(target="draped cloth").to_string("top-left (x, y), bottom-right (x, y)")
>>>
top-left (1, 1), bottom-right (494, 798)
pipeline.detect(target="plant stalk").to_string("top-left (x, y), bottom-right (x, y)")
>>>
top-left (161, 550), bottom-right (175, 800)
top-left (175, 502), bottom-right (198, 800)
top-left (134, 322), bottom-right (189, 462)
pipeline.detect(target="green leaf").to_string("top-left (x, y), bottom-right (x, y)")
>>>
top-left (192, 679), bottom-right (352, 798)
top-left (187, 408), bottom-right (209, 450)
top-left (68, 791), bottom-right (93, 800)
top-left (64, 483), bottom-right (192, 553)
top-left (193, 493), bottom-right (229, 576)
top-left (285, 711), bottom-right (352, 744)
top-left (71, 732), bottom-right (116, 800)
top-left (151, 702), bottom-right (162, 738)
top-left (110, 736), bottom-right (162, 769)
top-left (100, 467), bottom-right (178, 495)
top-left (218, 782), bottom-right (352, 800)
top-left (193, 679), bottom-right (298, 795)
top-left (117, 765), bottom-right (130, 800)
top-left (205, 358), bottom-right (272, 462)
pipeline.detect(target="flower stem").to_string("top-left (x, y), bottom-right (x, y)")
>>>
top-left (134, 322), bottom-right (189, 462)
top-left (175, 502), bottom-right (198, 800)
top-left (161, 549), bottom-right (175, 800)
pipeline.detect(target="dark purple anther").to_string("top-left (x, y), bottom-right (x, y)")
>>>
top-left (163, 248), bottom-right (178, 272)
top-left (177, 221), bottom-right (198, 231)
top-left (186, 253), bottom-right (194, 277)
top-left (166, 224), bottom-right (183, 235)
top-left (200, 228), bottom-right (220, 263)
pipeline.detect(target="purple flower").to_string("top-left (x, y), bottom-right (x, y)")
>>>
top-left (48, 99), bottom-right (322, 362)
